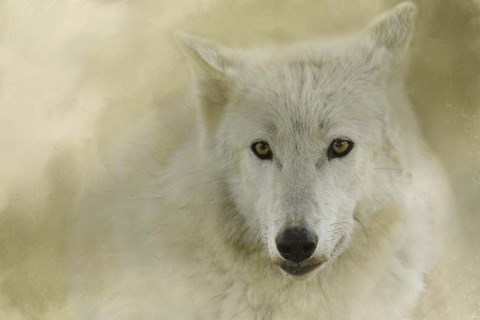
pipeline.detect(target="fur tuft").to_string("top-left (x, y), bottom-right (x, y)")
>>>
top-left (367, 2), bottom-right (417, 49)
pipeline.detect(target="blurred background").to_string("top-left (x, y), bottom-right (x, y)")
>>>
top-left (0, 0), bottom-right (478, 318)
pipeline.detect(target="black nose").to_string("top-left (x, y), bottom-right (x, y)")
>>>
top-left (275, 227), bottom-right (318, 263)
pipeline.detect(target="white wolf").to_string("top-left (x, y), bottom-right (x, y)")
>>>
top-left (69, 2), bottom-right (451, 319)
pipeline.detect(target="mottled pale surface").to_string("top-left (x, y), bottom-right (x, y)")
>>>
top-left (0, 0), bottom-right (478, 319)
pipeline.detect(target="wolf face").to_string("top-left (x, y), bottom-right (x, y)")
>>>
top-left (177, 2), bottom-right (416, 276)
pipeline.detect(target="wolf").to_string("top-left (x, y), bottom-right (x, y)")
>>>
top-left (69, 2), bottom-right (451, 319)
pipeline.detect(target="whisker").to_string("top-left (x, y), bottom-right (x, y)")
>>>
top-left (354, 216), bottom-right (370, 255)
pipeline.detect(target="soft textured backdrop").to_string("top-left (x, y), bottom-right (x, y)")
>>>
top-left (0, 0), bottom-right (478, 319)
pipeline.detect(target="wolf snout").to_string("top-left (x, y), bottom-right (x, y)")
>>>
top-left (275, 227), bottom-right (318, 263)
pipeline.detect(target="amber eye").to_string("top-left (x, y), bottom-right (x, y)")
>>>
top-left (328, 138), bottom-right (354, 159)
top-left (251, 141), bottom-right (273, 160)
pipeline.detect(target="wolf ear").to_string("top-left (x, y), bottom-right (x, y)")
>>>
top-left (367, 2), bottom-right (417, 51)
top-left (175, 31), bottom-right (234, 108)
top-left (175, 32), bottom-right (234, 76)
top-left (175, 32), bottom-right (235, 134)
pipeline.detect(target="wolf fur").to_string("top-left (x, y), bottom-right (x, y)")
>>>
top-left (69, 2), bottom-right (451, 319)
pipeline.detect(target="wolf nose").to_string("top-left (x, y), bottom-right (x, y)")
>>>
top-left (275, 227), bottom-right (318, 263)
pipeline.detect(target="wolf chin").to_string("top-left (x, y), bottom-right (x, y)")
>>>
top-left (70, 2), bottom-right (451, 319)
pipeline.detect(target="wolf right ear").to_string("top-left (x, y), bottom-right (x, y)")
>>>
top-left (175, 32), bottom-right (236, 77)
top-left (175, 32), bottom-right (238, 135)
top-left (366, 2), bottom-right (417, 51)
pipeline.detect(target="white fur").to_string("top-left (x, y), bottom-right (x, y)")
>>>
top-left (69, 3), bottom-right (451, 319)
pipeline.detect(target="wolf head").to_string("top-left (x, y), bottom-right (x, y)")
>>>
top-left (177, 2), bottom-right (417, 276)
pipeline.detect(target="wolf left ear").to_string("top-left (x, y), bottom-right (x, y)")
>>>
top-left (367, 2), bottom-right (417, 51)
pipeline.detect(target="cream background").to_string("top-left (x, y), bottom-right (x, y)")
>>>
top-left (0, 0), bottom-right (478, 319)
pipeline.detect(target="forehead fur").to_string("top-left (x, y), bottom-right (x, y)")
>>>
top-left (225, 42), bottom-right (387, 145)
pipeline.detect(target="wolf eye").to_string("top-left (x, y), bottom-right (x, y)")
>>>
top-left (328, 138), bottom-right (354, 159)
top-left (251, 141), bottom-right (273, 160)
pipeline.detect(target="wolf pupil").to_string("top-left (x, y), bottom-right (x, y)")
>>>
top-left (335, 141), bottom-right (346, 149)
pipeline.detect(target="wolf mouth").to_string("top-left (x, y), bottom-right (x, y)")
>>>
top-left (279, 261), bottom-right (324, 276)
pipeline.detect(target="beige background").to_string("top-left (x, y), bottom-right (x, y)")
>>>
top-left (0, 0), bottom-right (478, 319)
